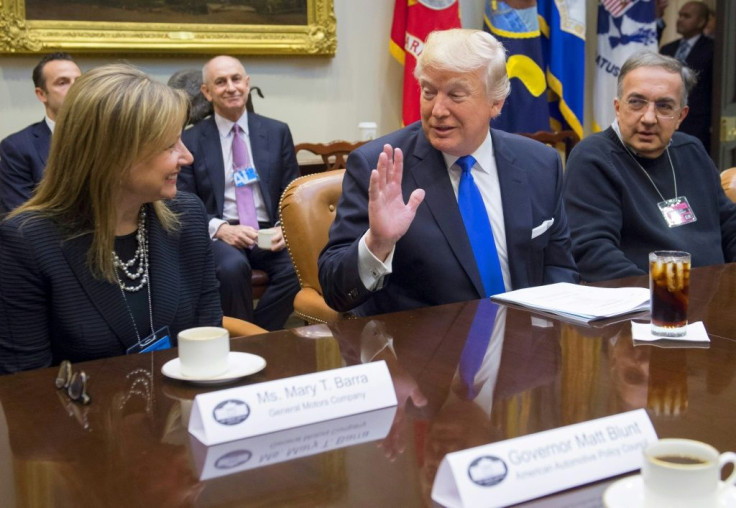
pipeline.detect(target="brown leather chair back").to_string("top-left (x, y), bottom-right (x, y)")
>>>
top-left (222, 316), bottom-right (267, 337)
top-left (279, 169), bottom-right (346, 324)
top-left (721, 168), bottom-right (736, 203)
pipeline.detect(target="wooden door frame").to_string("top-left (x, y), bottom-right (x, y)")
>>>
top-left (712, 0), bottom-right (736, 169)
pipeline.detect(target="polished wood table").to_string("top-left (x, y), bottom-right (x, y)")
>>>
top-left (1, 264), bottom-right (736, 507)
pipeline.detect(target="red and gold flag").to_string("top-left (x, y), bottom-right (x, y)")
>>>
top-left (390, 0), bottom-right (461, 126)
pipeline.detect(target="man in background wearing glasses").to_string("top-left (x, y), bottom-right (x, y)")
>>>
top-left (563, 51), bottom-right (736, 282)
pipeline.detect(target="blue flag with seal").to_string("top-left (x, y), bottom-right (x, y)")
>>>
top-left (594, 0), bottom-right (657, 131)
top-left (484, 1), bottom-right (585, 140)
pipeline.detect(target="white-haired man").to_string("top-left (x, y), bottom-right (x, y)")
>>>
top-left (319, 28), bottom-right (578, 316)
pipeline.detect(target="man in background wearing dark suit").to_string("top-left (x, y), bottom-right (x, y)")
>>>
top-left (319, 29), bottom-right (578, 317)
top-left (660, 1), bottom-right (713, 153)
top-left (178, 55), bottom-right (299, 330)
top-left (0, 52), bottom-right (81, 213)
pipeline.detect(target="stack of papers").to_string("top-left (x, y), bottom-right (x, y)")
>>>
top-left (491, 283), bottom-right (649, 323)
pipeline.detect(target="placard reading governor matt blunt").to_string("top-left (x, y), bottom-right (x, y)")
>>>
top-left (433, 410), bottom-right (657, 508)
top-left (511, 419), bottom-right (650, 479)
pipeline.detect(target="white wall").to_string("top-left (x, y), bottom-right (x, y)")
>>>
top-left (0, 0), bottom-right (485, 144)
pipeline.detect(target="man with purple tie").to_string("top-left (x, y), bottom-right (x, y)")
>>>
top-left (319, 29), bottom-right (578, 316)
top-left (178, 56), bottom-right (299, 330)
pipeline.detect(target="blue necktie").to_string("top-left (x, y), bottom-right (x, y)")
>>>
top-left (458, 301), bottom-right (499, 399)
top-left (674, 40), bottom-right (690, 62)
top-left (456, 155), bottom-right (505, 297)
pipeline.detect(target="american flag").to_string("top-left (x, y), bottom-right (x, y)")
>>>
top-left (601, 0), bottom-right (630, 17)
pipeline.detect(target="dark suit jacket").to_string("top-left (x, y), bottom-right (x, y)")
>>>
top-left (178, 113), bottom-right (299, 226)
top-left (0, 120), bottom-right (51, 213)
top-left (0, 192), bottom-right (222, 374)
top-left (661, 35), bottom-right (714, 149)
top-left (318, 123), bottom-right (578, 316)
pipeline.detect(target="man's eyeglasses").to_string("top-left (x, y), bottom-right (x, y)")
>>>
top-left (55, 360), bottom-right (91, 405)
top-left (623, 97), bottom-right (681, 119)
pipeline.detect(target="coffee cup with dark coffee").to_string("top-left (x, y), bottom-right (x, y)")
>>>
top-left (642, 438), bottom-right (736, 507)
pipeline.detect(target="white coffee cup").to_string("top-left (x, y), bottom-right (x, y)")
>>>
top-left (642, 438), bottom-right (736, 507)
top-left (358, 121), bottom-right (377, 141)
top-left (257, 227), bottom-right (277, 250)
top-left (177, 327), bottom-right (230, 378)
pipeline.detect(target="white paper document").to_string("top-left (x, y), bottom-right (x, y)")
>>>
top-left (491, 283), bottom-right (649, 323)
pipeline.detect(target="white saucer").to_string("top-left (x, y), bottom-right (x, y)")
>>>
top-left (604, 474), bottom-right (736, 508)
top-left (162, 352), bottom-right (266, 385)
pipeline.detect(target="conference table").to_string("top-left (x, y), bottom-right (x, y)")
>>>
top-left (1, 264), bottom-right (735, 507)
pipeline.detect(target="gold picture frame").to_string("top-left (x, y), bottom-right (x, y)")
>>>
top-left (0, 0), bottom-right (335, 56)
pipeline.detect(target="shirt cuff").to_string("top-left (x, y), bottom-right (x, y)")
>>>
top-left (209, 218), bottom-right (227, 240)
top-left (358, 232), bottom-right (394, 291)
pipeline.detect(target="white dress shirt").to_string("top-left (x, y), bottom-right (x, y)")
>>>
top-left (45, 116), bottom-right (55, 134)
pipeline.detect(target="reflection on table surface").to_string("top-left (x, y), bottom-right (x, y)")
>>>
top-left (1, 264), bottom-right (736, 507)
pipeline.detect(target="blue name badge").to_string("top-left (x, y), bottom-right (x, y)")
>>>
top-left (234, 167), bottom-right (259, 187)
top-left (126, 325), bottom-right (172, 354)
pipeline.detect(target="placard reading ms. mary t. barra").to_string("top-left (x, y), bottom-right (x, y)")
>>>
top-left (189, 361), bottom-right (397, 446)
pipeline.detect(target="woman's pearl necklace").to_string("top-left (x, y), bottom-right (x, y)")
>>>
top-left (112, 208), bottom-right (149, 292)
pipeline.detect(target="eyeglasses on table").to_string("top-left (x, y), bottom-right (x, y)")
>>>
top-left (55, 360), bottom-right (91, 405)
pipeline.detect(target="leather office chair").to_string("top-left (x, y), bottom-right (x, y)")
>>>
top-left (251, 270), bottom-right (268, 300)
top-left (279, 169), bottom-right (349, 324)
top-left (294, 140), bottom-right (368, 176)
top-left (518, 130), bottom-right (579, 162)
top-left (721, 168), bottom-right (736, 203)
top-left (247, 85), bottom-right (268, 299)
top-left (222, 316), bottom-right (268, 337)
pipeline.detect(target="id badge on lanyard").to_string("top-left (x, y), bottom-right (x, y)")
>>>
top-left (657, 196), bottom-right (697, 228)
top-left (126, 325), bottom-right (172, 354)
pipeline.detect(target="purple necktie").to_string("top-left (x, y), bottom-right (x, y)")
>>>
top-left (231, 124), bottom-right (259, 229)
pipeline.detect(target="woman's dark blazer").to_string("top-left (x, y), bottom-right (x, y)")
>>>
top-left (0, 192), bottom-right (222, 374)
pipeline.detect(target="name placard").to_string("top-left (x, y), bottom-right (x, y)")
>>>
top-left (189, 406), bottom-right (396, 480)
top-left (188, 361), bottom-right (397, 445)
top-left (432, 409), bottom-right (657, 508)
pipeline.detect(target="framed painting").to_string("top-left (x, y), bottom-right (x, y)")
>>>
top-left (0, 0), bottom-right (335, 55)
